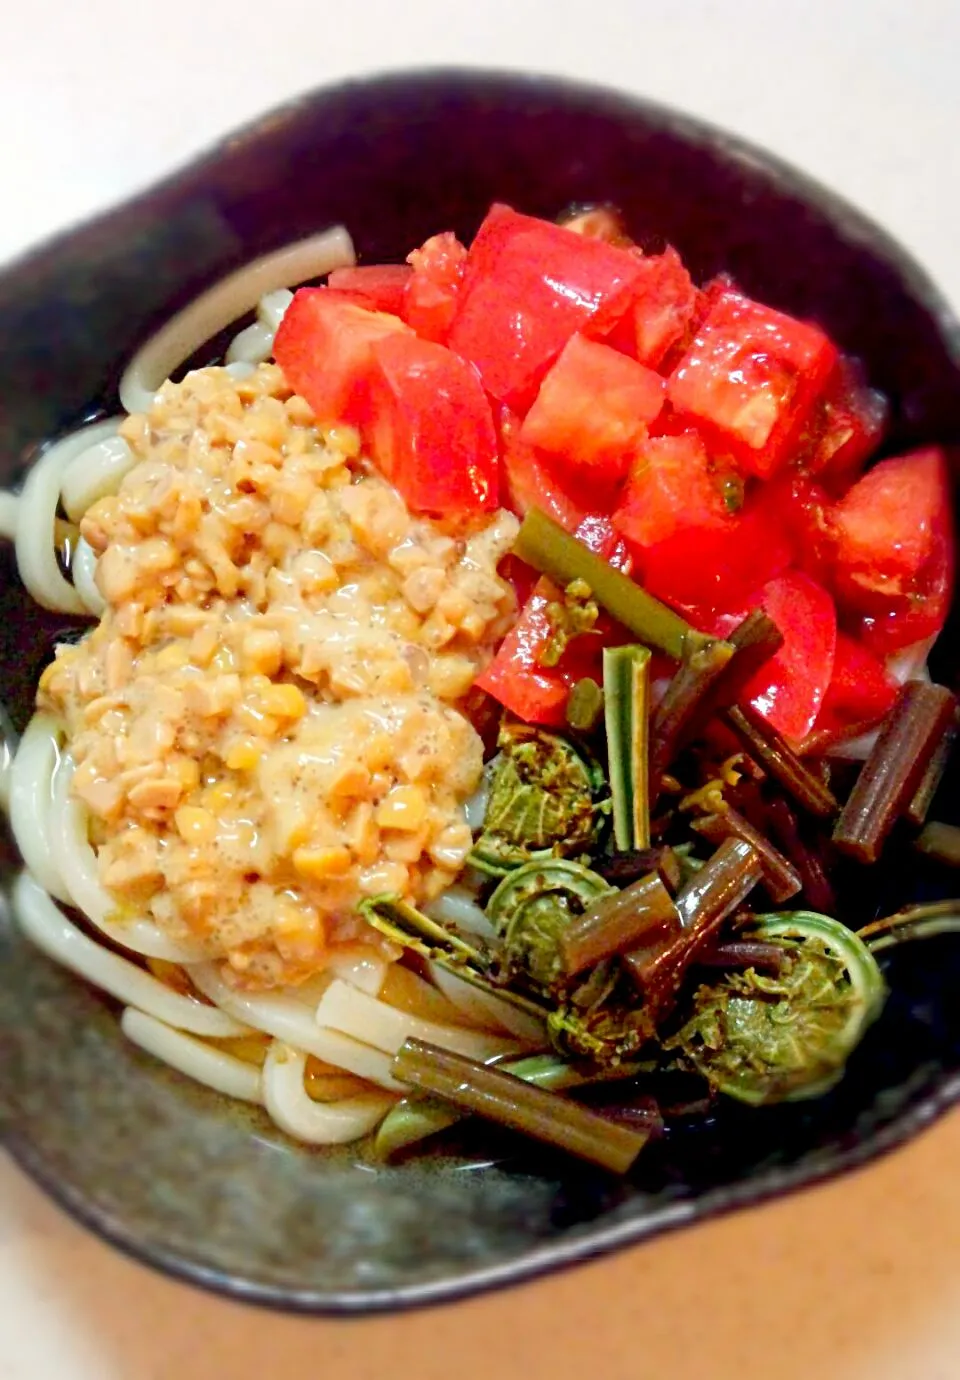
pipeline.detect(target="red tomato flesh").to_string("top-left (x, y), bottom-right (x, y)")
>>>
top-left (403, 232), bottom-right (468, 342)
top-left (829, 447), bottom-right (950, 606)
top-left (740, 570), bottom-right (837, 742)
top-left (639, 479), bottom-right (795, 618)
top-left (800, 357), bottom-right (888, 491)
top-left (273, 288), bottom-right (410, 428)
top-left (367, 333), bottom-right (498, 515)
top-left (615, 246), bottom-right (699, 369)
top-left (812, 632), bottom-right (897, 740)
top-left (613, 431), bottom-right (731, 548)
top-left (855, 524), bottom-right (954, 656)
top-left (474, 577), bottom-right (602, 726)
top-left (326, 264), bottom-right (413, 316)
top-left (667, 288), bottom-right (838, 477)
top-left (448, 204), bottom-right (644, 407)
top-left (519, 334), bottom-right (665, 482)
top-left (498, 405), bottom-right (593, 530)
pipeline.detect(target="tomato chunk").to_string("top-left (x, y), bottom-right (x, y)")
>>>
top-left (640, 479), bottom-right (795, 617)
top-left (367, 333), bottom-right (497, 514)
top-left (613, 431), bottom-right (731, 548)
top-left (519, 334), bottom-right (665, 482)
top-left (273, 288), bottom-right (410, 427)
top-left (829, 447), bottom-right (950, 607)
top-left (403, 231), bottom-right (468, 342)
top-left (800, 357), bottom-right (888, 491)
top-left (741, 570), bottom-right (837, 742)
top-left (474, 577), bottom-right (600, 726)
top-left (498, 405), bottom-right (592, 530)
top-left (667, 288), bottom-right (838, 477)
top-left (617, 247), bottom-right (699, 369)
top-left (449, 204), bottom-right (644, 406)
top-left (856, 524), bottom-right (954, 656)
top-left (326, 264), bottom-right (413, 316)
top-left (813, 633), bottom-right (897, 741)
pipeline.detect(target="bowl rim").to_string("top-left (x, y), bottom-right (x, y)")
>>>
top-left (3, 63), bottom-right (960, 1315)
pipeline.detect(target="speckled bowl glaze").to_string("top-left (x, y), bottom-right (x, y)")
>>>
top-left (2, 69), bottom-right (960, 1314)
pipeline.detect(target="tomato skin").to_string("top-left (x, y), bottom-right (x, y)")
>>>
top-left (519, 334), bottom-right (665, 482)
top-left (812, 632), bottom-right (897, 741)
top-left (474, 577), bottom-right (602, 726)
top-left (829, 447), bottom-right (951, 608)
top-left (367, 333), bottom-right (498, 514)
top-left (639, 481), bottom-right (795, 617)
top-left (667, 288), bottom-right (838, 477)
top-left (273, 288), bottom-right (410, 427)
top-left (403, 232), bottom-right (468, 342)
top-left (606, 247), bottom-right (699, 369)
top-left (799, 357), bottom-right (888, 491)
top-left (573, 513), bottom-right (632, 570)
top-left (613, 431), bottom-right (731, 548)
top-left (448, 204), bottom-right (644, 407)
top-left (740, 570), bottom-right (838, 743)
top-left (326, 264), bottom-right (413, 315)
top-left (497, 405), bottom-right (594, 531)
top-left (854, 525), bottom-right (954, 656)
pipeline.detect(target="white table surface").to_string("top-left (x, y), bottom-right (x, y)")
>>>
top-left (3, 2), bottom-right (960, 1376)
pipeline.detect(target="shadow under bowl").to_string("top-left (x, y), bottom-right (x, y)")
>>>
top-left (2, 67), bottom-right (960, 1314)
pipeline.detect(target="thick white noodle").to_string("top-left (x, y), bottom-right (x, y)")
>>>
top-left (51, 754), bottom-right (205, 962)
top-left (9, 714), bottom-right (71, 903)
top-left (70, 538), bottom-right (105, 615)
top-left (13, 872), bottom-right (250, 1037)
top-left (315, 978), bottom-right (520, 1062)
top-left (225, 323), bottom-right (273, 367)
top-left (59, 433), bottom-right (134, 522)
top-left (424, 885), bottom-right (498, 940)
top-left (463, 774), bottom-right (491, 831)
top-left (257, 288), bottom-right (296, 333)
top-left (188, 963), bottom-right (403, 1091)
top-left (323, 944), bottom-right (388, 996)
top-left (15, 419), bottom-right (119, 613)
top-left (0, 492), bottom-right (19, 540)
top-left (262, 1042), bottom-right (394, 1145)
top-left (428, 962), bottom-right (547, 1044)
top-left (0, 704), bottom-right (17, 814)
top-left (119, 227), bottom-right (355, 414)
top-left (225, 288), bottom-right (296, 367)
top-left (120, 1007), bottom-right (263, 1104)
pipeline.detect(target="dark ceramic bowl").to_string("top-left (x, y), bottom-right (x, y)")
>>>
top-left (2, 68), bottom-right (960, 1315)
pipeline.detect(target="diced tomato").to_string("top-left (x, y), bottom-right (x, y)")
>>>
top-left (326, 264), bottom-right (413, 316)
top-left (613, 431), bottom-right (731, 548)
top-left (762, 472), bottom-right (834, 585)
top-left (855, 525), bottom-right (954, 656)
top-left (829, 447), bottom-right (950, 607)
top-left (741, 570), bottom-right (837, 742)
top-left (607, 247), bottom-right (699, 369)
top-left (273, 288), bottom-right (410, 428)
top-left (800, 357), bottom-right (888, 491)
top-left (366, 333), bottom-right (497, 514)
top-left (639, 479), bottom-right (795, 618)
top-left (667, 288), bottom-right (838, 477)
top-left (519, 334), bottom-right (665, 483)
top-left (449, 204), bottom-right (644, 407)
top-left (573, 514), bottom-right (632, 570)
top-left (474, 577), bottom-right (602, 726)
top-left (812, 633), bottom-right (897, 741)
top-left (403, 232), bottom-right (468, 342)
top-left (498, 405), bottom-right (593, 530)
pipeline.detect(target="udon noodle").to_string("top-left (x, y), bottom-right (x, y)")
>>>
top-left (1, 225), bottom-right (539, 1146)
